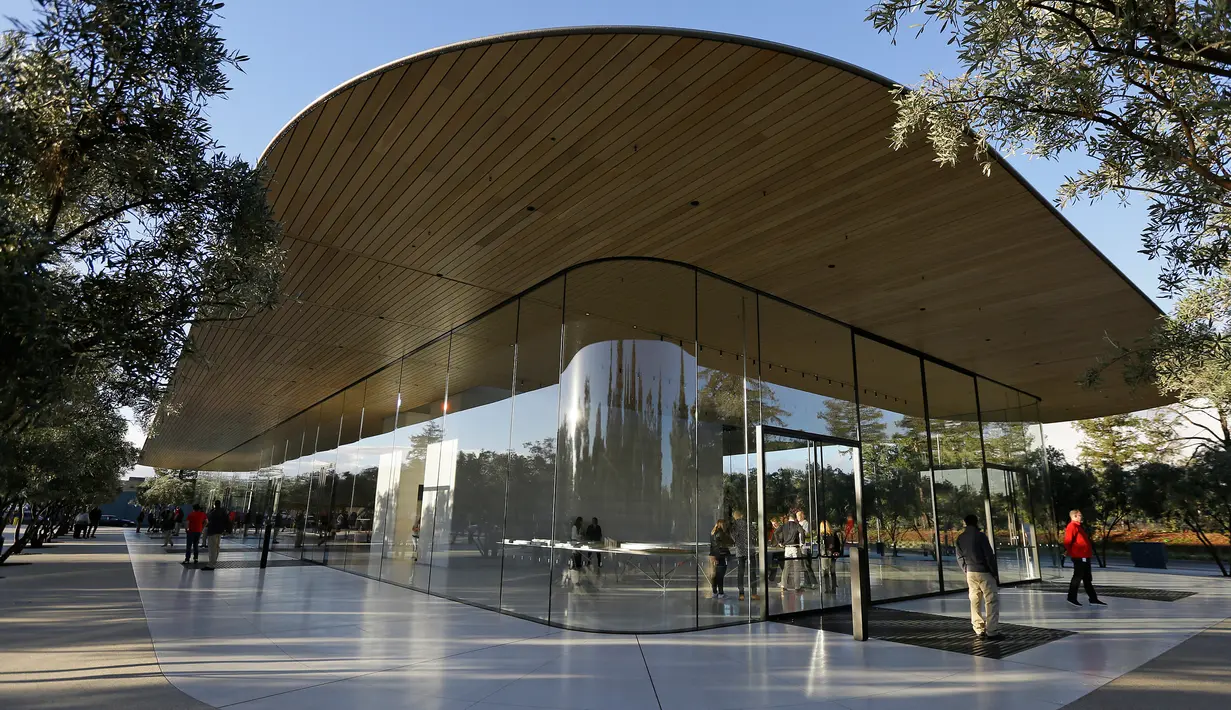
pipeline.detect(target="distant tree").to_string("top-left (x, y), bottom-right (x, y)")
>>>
top-left (0, 0), bottom-right (283, 443)
top-left (1136, 457), bottom-right (1231, 576)
top-left (1074, 414), bottom-right (1169, 468)
top-left (135, 471), bottom-right (193, 509)
top-left (1089, 463), bottom-right (1139, 567)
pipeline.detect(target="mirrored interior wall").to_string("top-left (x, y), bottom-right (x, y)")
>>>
top-left (192, 258), bottom-right (1052, 633)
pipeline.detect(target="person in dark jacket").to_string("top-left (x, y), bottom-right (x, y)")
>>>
top-left (775, 511), bottom-right (807, 592)
top-left (1064, 509), bottom-right (1106, 607)
top-left (956, 513), bottom-right (1003, 640)
top-left (87, 506), bottom-right (102, 538)
top-left (202, 501), bottom-right (229, 571)
top-left (708, 519), bottom-right (735, 599)
top-left (136, 509), bottom-right (145, 533)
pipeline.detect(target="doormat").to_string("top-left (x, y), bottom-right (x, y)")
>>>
top-left (779, 607), bottom-right (1074, 659)
top-left (1032, 581), bottom-right (1195, 602)
top-left (182, 559), bottom-right (310, 570)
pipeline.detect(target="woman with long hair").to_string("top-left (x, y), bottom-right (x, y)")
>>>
top-left (709, 519), bottom-right (735, 599)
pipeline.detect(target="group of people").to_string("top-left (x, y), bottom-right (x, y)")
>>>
top-left (565, 516), bottom-right (604, 584)
top-left (705, 509), bottom-right (847, 600)
top-left (133, 502), bottom-right (231, 569)
top-left (71, 507), bottom-right (103, 538)
top-left (958, 509), bottom-right (1105, 641)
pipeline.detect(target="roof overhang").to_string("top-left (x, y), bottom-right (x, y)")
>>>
top-left (141, 26), bottom-right (1167, 470)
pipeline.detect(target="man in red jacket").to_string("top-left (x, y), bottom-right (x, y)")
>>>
top-left (1064, 510), bottom-right (1106, 607)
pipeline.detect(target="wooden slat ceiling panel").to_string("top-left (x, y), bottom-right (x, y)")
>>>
top-left (142, 28), bottom-right (1167, 470)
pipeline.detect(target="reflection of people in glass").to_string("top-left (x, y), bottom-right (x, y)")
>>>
top-left (795, 509), bottom-right (819, 589)
top-left (729, 510), bottom-right (758, 601)
top-left (568, 516), bottom-right (585, 585)
top-left (820, 521), bottom-right (841, 592)
top-left (776, 511), bottom-right (806, 592)
top-left (708, 519), bottom-right (734, 599)
top-left (584, 517), bottom-right (603, 571)
top-left (844, 514), bottom-right (856, 543)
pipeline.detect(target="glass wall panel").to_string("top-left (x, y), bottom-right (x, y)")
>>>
top-left (978, 378), bottom-right (1033, 583)
top-left (1020, 399), bottom-right (1058, 575)
top-left (500, 278), bottom-right (563, 622)
top-left (428, 303), bottom-right (517, 609)
top-left (340, 365), bottom-right (400, 579)
top-left (554, 261), bottom-right (697, 632)
top-left (382, 336), bottom-right (449, 590)
top-left (923, 362), bottom-right (984, 591)
top-left (697, 274), bottom-right (758, 622)
top-left (303, 392), bottom-right (344, 565)
top-left (321, 382), bottom-right (367, 571)
top-left (757, 296), bottom-right (858, 617)
top-left (855, 337), bottom-right (939, 600)
top-left (278, 409), bottom-right (317, 554)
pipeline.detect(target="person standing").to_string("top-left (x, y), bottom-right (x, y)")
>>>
top-left (729, 510), bottom-right (759, 601)
top-left (136, 509), bottom-right (145, 534)
top-left (775, 510), bottom-right (807, 592)
top-left (87, 506), bottom-right (102, 538)
top-left (202, 500), bottom-right (227, 571)
top-left (795, 509), bottom-right (819, 589)
top-left (820, 521), bottom-right (841, 593)
top-left (1064, 510), bottom-right (1106, 607)
top-left (183, 504), bottom-right (207, 565)
top-left (708, 519), bottom-right (735, 599)
top-left (584, 517), bottom-right (603, 572)
top-left (956, 513), bottom-right (1003, 640)
top-left (161, 509), bottom-right (175, 548)
top-left (173, 505), bottom-right (184, 536)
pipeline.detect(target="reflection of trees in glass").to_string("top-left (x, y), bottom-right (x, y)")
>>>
top-left (861, 415), bottom-right (931, 554)
top-left (557, 340), bottom-right (696, 542)
top-left (818, 400), bottom-right (882, 441)
top-left (699, 369), bottom-right (786, 426)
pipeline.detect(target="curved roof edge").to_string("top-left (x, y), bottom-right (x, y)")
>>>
top-left (257, 25), bottom-right (1161, 318)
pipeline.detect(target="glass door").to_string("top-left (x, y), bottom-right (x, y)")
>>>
top-left (757, 426), bottom-right (860, 618)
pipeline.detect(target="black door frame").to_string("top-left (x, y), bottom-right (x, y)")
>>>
top-left (754, 424), bottom-right (862, 620)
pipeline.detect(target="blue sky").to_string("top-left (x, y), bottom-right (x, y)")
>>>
top-left (7, 0), bottom-right (1156, 464)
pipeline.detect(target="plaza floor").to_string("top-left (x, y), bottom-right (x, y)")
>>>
top-left (3, 529), bottom-right (1228, 710)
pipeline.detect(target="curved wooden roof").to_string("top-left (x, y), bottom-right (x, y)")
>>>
top-left (141, 26), bottom-right (1165, 470)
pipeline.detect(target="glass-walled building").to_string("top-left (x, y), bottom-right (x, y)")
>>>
top-left (146, 27), bottom-right (1167, 635)
top-left (195, 258), bottom-right (1054, 632)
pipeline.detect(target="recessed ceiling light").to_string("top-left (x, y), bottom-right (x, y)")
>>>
top-left (690, 200), bottom-right (700, 207)
top-left (526, 206), bottom-right (536, 212)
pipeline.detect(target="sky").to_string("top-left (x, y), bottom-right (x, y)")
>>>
top-left (8, 0), bottom-right (1167, 470)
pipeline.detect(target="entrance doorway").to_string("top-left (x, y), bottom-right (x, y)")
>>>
top-left (756, 425), bottom-right (861, 618)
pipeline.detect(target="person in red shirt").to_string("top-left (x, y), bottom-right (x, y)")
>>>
top-left (1064, 509), bottom-right (1105, 607)
top-left (183, 503), bottom-right (208, 565)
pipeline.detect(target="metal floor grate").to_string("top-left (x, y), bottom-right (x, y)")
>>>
top-left (183, 559), bottom-right (311, 570)
top-left (1033, 581), bottom-right (1196, 602)
top-left (780, 607), bottom-right (1074, 659)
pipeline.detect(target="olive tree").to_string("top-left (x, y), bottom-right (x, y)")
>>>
top-left (0, 0), bottom-right (283, 443)
top-left (866, 1), bottom-right (1231, 398)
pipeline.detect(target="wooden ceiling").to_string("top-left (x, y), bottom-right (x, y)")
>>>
top-left (140, 27), bottom-right (1166, 470)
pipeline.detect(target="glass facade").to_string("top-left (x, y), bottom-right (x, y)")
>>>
top-left (190, 258), bottom-right (1053, 633)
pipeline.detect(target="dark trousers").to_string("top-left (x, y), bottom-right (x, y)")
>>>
top-left (710, 556), bottom-right (727, 594)
top-left (185, 531), bottom-right (202, 562)
top-left (736, 555), bottom-right (758, 594)
top-left (88, 523), bottom-right (99, 537)
top-left (1068, 558), bottom-right (1099, 601)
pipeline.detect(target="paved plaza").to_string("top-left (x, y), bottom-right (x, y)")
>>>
top-left (1, 529), bottom-right (1228, 709)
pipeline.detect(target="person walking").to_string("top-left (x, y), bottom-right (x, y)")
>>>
top-left (136, 509), bottom-right (145, 534)
top-left (956, 513), bottom-right (1003, 640)
top-left (729, 510), bottom-right (759, 601)
top-left (1064, 510), bottom-right (1106, 607)
top-left (708, 519), bottom-right (735, 599)
top-left (173, 506), bottom-right (184, 536)
top-left (202, 500), bottom-right (228, 571)
top-left (183, 504), bottom-right (207, 565)
top-left (87, 506), bottom-right (102, 538)
top-left (584, 517), bottom-right (603, 572)
top-left (73, 510), bottom-right (90, 538)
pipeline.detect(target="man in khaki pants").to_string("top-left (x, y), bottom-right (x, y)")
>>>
top-left (201, 500), bottom-right (228, 571)
top-left (956, 513), bottom-right (1002, 640)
